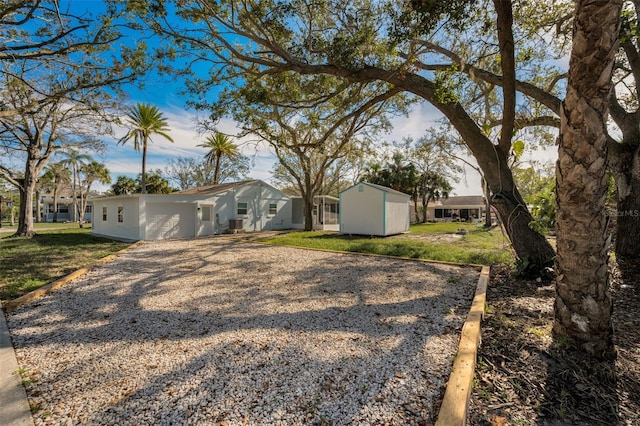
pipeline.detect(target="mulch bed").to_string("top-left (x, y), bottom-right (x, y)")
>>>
top-left (467, 260), bottom-right (640, 425)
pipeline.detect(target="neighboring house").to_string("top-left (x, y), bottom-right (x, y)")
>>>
top-left (425, 195), bottom-right (486, 222)
top-left (91, 180), bottom-right (292, 241)
top-left (291, 195), bottom-right (340, 231)
top-left (339, 182), bottom-right (410, 236)
top-left (40, 195), bottom-right (92, 223)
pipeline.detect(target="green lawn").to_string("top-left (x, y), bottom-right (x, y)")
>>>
top-left (0, 221), bottom-right (84, 230)
top-left (0, 227), bottom-right (130, 301)
top-left (259, 222), bottom-right (514, 266)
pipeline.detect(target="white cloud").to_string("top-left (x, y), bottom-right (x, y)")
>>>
top-left (386, 102), bottom-right (444, 142)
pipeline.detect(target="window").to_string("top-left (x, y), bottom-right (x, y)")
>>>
top-left (85, 205), bottom-right (92, 213)
top-left (269, 203), bottom-right (277, 215)
top-left (201, 206), bottom-right (211, 222)
top-left (117, 206), bottom-right (124, 223)
top-left (58, 204), bottom-right (69, 213)
top-left (237, 202), bottom-right (248, 215)
top-left (102, 206), bottom-right (107, 221)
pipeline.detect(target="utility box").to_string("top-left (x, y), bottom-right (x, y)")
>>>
top-left (229, 219), bottom-right (243, 229)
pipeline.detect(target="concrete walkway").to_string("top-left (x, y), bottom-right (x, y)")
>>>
top-left (0, 310), bottom-right (34, 426)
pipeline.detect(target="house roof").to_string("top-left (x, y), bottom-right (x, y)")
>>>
top-left (291, 195), bottom-right (340, 202)
top-left (433, 195), bottom-right (485, 207)
top-left (342, 182), bottom-right (410, 197)
top-left (174, 180), bottom-right (257, 195)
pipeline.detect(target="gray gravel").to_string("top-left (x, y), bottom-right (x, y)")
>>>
top-left (7, 237), bottom-right (479, 425)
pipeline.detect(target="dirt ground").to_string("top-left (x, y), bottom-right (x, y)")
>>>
top-left (467, 259), bottom-right (640, 425)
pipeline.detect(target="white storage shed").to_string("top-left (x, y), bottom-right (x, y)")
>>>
top-left (339, 182), bottom-right (410, 236)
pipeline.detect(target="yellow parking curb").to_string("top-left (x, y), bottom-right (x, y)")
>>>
top-left (436, 265), bottom-right (489, 425)
top-left (5, 241), bottom-right (144, 313)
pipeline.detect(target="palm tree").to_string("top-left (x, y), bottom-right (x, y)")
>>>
top-left (554, 0), bottom-right (621, 358)
top-left (111, 175), bottom-right (137, 195)
top-left (419, 171), bottom-right (452, 223)
top-left (197, 133), bottom-right (239, 185)
top-left (118, 103), bottom-right (173, 193)
top-left (79, 161), bottom-right (111, 227)
top-left (41, 162), bottom-right (71, 223)
top-left (59, 149), bottom-right (92, 223)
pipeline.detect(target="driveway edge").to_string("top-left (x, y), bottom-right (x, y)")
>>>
top-left (0, 309), bottom-right (34, 426)
top-left (5, 241), bottom-right (144, 313)
top-left (436, 265), bottom-right (489, 426)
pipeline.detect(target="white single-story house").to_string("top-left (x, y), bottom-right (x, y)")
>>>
top-left (425, 195), bottom-right (487, 222)
top-left (291, 195), bottom-right (340, 231)
top-left (40, 195), bottom-right (92, 223)
top-left (91, 180), bottom-right (292, 241)
top-left (339, 182), bottom-right (410, 236)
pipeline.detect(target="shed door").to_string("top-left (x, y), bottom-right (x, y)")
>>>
top-left (146, 202), bottom-right (195, 240)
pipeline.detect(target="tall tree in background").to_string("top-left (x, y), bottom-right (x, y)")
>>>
top-left (197, 133), bottom-right (239, 184)
top-left (79, 161), bottom-right (111, 227)
top-left (418, 171), bottom-right (453, 223)
top-left (40, 162), bottom-right (70, 223)
top-left (59, 149), bottom-right (92, 224)
top-left (0, 1), bottom-right (154, 237)
top-left (164, 155), bottom-right (250, 190)
top-left (210, 71), bottom-right (405, 231)
top-left (138, 170), bottom-right (172, 194)
top-left (0, 72), bottom-right (112, 236)
top-left (364, 152), bottom-right (419, 197)
top-left (397, 135), bottom-right (461, 222)
top-left (118, 103), bottom-right (173, 194)
top-left (555, 0), bottom-right (622, 358)
top-left (110, 176), bottom-right (137, 195)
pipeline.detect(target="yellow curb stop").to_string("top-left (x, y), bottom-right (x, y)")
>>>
top-left (436, 265), bottom-right (489, 426)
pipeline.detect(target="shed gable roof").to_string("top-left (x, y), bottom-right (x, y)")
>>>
top-left (341, 182), bottom-right (410, 197)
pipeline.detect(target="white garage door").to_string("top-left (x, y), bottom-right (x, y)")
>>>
top-left (146, 202), bottom-right (196, 240)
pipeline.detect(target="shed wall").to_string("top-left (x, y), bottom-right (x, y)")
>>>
top-left (384, 192), bottom-right (410, 235)
top-left (340, 184), bottom-right (384, 235)
top-left (92, 198), bottom-right (141, 241)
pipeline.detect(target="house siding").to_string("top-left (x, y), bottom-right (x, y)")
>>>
top-left (90, 180), bottom-right (292, 241)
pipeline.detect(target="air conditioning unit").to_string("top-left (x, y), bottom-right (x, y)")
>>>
top-left (228, 219), bottom-right (243, 229)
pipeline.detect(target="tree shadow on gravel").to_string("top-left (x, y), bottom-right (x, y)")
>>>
top-left (6, 238), bottom-right (481, 425)
top-left (469, 263), bottom-right (640, 426)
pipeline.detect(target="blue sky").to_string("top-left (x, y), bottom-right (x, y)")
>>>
top-left (85, 60), bottom-right (491, 195)
top-left (54, 1), bottom-right (560, 196)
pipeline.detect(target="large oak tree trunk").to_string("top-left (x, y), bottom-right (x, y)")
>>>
top-left (303, 177), bottom-right (314, 232)
top-left (52, 186), bottom-right (59, 223)
top-left (615, 176), bottom-right (640, 257)
top-left (609, 138), bottom-right (640, 258)
top-left (554, 0), bottom-right (621, 358)
top-left (16, 163), bottom-right (37, 237)
top-left (35, 189), bottom-right (41, 223)
top-left (387, 75), bottom-right (557, 268)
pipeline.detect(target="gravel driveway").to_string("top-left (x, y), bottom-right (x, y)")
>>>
top-left (7, 237), bottom-right (480, 425)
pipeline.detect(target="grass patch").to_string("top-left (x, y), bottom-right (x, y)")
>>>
top-left (259, 223), bottom-right (513, 265)
top-left (0, 227), bottom-right (130, 301)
